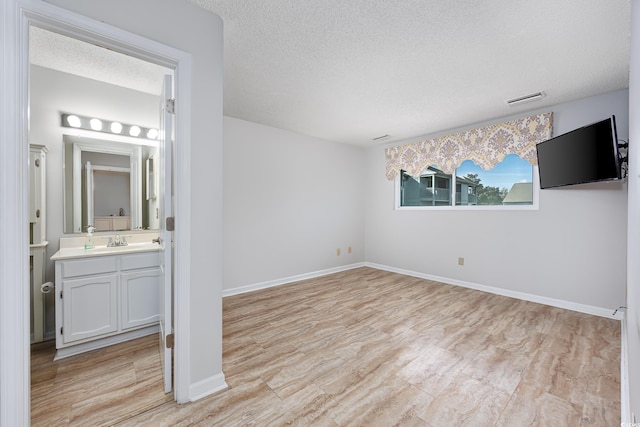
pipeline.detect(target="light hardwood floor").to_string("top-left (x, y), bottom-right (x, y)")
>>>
top-left (31, 333), bottom-right (172, 426)
top-left (32, 267), bottom-right (621, 426)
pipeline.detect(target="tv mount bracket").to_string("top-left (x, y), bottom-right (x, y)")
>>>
top-left (618, 142), bottom-right (629, 178)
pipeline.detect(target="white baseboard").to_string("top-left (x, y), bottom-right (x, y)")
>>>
top-left (189, 373), bottom-right (228, 402)
top-left (224, 262), bottom-right (622, 320)
top-left (365, 262), bottom-right (623, 320)
top-left (222, 263), bottom-right (366, 297)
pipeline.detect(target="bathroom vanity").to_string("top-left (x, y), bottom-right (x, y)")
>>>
top-left (51, 234), bottom-right (161, 359)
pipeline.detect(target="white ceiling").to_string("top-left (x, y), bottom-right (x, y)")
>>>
top-left (29, 26), bottom-right (171, 96)
top-left (30, 0), bottom-right (632, 147)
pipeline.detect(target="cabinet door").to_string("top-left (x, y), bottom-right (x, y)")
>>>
top-left (121, 268), bottom-right (160, 330)
top-left (62, 273), bottom-right (118, 344)
top-left (29, 144), bottom-right (47, 243)
top-left (29, 150), bottom-right (40, 224)
top-left (112, 216), bottom-right (130, 231)
top-left (94, 217), bottom-right (111, 231)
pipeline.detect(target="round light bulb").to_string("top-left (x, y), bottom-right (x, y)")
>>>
top-left (89, 118), bottom-right (103, 131)
top-left (146, 129), bottom-right (159, 140)
top-left (110, 122), bottom-right (123, 134)
top-left (66, 115), bottom-right (81, 128)
top-left (129, 125), bottom-right (141, 137)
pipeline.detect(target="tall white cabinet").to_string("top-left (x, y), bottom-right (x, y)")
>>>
top-left (29, 144), bottom-right (48, 343)
top-left (30, 144), bottom-right (48, 243)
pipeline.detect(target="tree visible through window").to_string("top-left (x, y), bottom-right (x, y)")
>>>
top-left (400, 154), bottom-right (534, 207)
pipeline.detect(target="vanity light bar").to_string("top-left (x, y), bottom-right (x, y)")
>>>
top-left (61, 113), bottom-right (159, 140)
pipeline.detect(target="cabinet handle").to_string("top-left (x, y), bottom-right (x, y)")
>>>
top-left (35, 209), bottom-right (40, 218)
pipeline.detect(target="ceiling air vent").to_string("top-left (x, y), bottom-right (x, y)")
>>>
top-left (506, 91), bottom-right (546, 107)
top-left (372, 134), bottom-right (390, 141)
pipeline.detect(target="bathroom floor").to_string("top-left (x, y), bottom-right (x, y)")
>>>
top-left (30, 333), bottom-right (170, 426)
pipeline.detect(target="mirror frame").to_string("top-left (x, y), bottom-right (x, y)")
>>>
top-left (146, 155), bottom-right (156, 200)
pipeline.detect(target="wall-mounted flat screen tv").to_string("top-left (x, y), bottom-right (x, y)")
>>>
top-left (536, 116), bottom-right (621, 189)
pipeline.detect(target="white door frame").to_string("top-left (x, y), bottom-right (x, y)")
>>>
top-left (1, 1), bottom-right (193, 424)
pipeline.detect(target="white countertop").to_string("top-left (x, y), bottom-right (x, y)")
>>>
top-left (51, 233), bottom-right (161, 261)
top-left (30, 241), bottom-right (49, 249)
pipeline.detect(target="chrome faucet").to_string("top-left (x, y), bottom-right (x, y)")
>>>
top-left (107, 234), bottom-right (128, 247)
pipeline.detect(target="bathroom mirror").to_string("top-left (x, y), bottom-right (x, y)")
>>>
top-left (63, 135), bottom-right (160, 233)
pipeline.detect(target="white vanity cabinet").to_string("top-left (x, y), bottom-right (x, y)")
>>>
top-left (120, 252), bottom-right (161, 330)
top-left (61, 272), bottom-right (118, 344)
top-left (54, 250), bottom-right (160, 359)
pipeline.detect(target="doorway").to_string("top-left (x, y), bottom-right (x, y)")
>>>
top-left (2, 2), bottom-right (200, 423)
top-left (28, 25), bottom-right (174, 424)
top-left (24, 13), bottom-right (188, 427)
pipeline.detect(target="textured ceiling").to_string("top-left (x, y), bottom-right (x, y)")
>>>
top-left (29, 26), bottom-right (170, 97)
top-left (192, 0), bottom-right (631, 145)
top-left (30, 1), bottom-right (631, 147)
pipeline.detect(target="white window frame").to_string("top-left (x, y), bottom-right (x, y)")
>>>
top-left (395, 165), bottom-right (540, 211)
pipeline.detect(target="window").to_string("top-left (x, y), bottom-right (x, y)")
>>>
top-left (386, 113), bottom-right (551, 209)
top-left (399, 154), bottom-right (535, 208)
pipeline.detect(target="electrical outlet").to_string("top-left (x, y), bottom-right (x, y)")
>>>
top-left (348, 246), bottom-right (352, 254)
top-left (336, 248), bottom-right (341, 256)
top-left (458, 257), bottom-right (464, 266)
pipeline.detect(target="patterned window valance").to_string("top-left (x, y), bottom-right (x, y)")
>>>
top-left (385, 112), bottom-right (553, 180)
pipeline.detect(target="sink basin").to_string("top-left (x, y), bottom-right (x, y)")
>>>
top-left (98, 242), bottom-right (159, 252)
top-left (88, 241), bottom-right (161, 255)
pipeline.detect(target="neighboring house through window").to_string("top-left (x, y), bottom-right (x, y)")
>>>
top-left (400, 154), bottom-right (534, 207)
top-left (401, 167), bottom-right (479, 206)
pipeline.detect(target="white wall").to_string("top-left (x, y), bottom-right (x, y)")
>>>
top-left (365, 90), bottom-right (629, 313)
top-left (44, 0), bottom-right (225, 397)
top-left (626, 0), bottom-right (640, 419)
top-left (30, 65), bottom-right (159, 336)
top-left (223, 116), bottom-right (366, 291)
